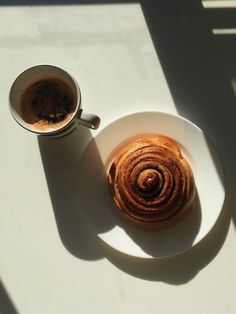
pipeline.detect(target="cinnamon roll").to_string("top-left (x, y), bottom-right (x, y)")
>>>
top-left (108, 135), bottom-right (196, 226)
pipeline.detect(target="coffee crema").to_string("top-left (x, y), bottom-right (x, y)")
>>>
top-left (20, 77), bottom-right (76, 131)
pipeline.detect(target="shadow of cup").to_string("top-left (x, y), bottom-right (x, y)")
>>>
top-left (37, 126), bottom-right (104, 260)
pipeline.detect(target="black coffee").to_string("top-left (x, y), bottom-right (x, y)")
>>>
top-left (20, 77), bottom-right (76, 130)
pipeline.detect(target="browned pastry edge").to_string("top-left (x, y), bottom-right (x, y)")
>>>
top-left (108, 134), bottom-right (196, 228)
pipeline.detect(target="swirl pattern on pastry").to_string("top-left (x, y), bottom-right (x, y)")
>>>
top-left (108, 135), bottom-right (195, 225)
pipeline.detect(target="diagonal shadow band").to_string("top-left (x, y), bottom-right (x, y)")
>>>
top-left (0, 280), bottom-right (19, 314)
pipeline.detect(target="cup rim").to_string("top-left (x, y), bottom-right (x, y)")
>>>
top-left (9, 64), bottom-right (81, 135)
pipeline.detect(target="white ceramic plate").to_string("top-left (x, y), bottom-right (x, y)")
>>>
top-left (76, 111), bottom-right (225, 258)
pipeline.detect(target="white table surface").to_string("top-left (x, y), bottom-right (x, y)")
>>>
top-left (0, 3), bottom-right (236, 314)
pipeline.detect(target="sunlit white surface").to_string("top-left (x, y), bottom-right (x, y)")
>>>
top-left (213, 28), bottom-right (236, 34)
top-left (202, 0), bottom-right (236, 8)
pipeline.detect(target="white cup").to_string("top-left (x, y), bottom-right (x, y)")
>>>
top-left (9, 64), bottom-right (100, 137)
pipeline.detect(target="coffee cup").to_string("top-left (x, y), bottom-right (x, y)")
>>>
top-left (9, 64), bottom-right (100, 137)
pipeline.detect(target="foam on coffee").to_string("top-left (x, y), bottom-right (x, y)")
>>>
top-left (20, 77), bottom-right (76, 131)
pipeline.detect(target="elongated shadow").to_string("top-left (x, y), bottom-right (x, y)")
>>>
top-left (38, 126), bottom-right (104, 260)
top-left (103, 200), bottom-right (230, 284)
top-left (120, 193), bottom-right (201, 258)
top-left (0, 280), bottom-right (19, 314)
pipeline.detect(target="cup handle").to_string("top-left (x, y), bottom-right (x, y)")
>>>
top-left (76, 109), bottom-right (100, 129)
